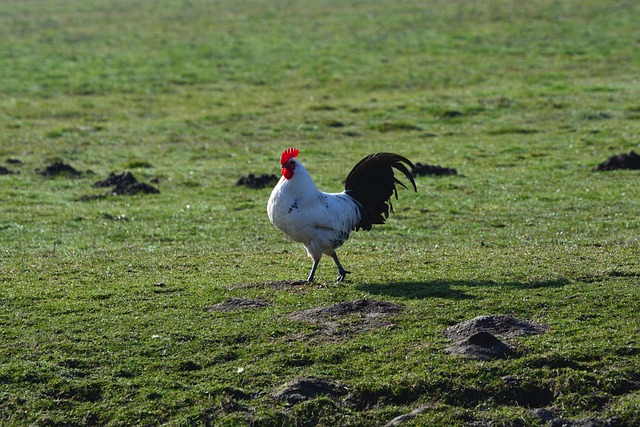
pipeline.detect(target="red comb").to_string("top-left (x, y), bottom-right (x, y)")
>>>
top-left (280, 147), bottom-right (299, 165)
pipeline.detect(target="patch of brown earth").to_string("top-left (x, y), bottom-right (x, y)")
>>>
top-left (411, 162), bottom-right (458, 177)
top-left (445, 315), bottom-right (549, 360)
top-left (236, 173), bottom-right (278, 189)
top-left (290, 299), bottom-right (403, 322)
top-left (287, 299), bottom-right (404, 343)
top-left (273, 377), bottom-right (348, 405)
top-left (78, 171), bottom-right (160, 200)
top-left (39, 161), bottom-right (83, 177)
top-left (594, 150), bottom-right (640, 171)
top-left (95, 171), bottom-right (160, 195)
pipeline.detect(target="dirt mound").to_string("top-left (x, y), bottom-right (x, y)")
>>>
top-left (236, 173), bottom-right (278, 189)
top-left (446, 315), bottom-right (548, 340)
top-left (287, 299), bottom-right (404, 343)
top-left (79, 171), bottom-right (159, 200)
top-left (207, 298), bottom-right (271, 312)
top-left (94, 171), bottom-right (136, 188)
top-left (445, 315), bottom-right (548, 360)
top-left (594, 150), bottom-right (640, 171)
top-left (39, 161), bottom-right (83, 177)
top-left (411, 162), bottom-right (457, 177)
top-left (1, 159), bottom-right (22, 174)
top-left (446, 331), bottom-right (516, 361)
top-left (94, 171), bottom-right (160, 195)
top-left (273, 377), bottom-right (348, 405)
top-left (290, 299), bottom-right (403, 322)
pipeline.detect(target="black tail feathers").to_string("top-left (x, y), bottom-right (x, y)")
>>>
top-left (344, 153), bottom-right (417, 231)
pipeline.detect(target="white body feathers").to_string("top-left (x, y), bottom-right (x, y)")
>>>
top-left (267, 158), bottom-right (361, 262)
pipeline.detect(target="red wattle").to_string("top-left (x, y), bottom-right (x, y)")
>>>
top-left (282, 167), bottom-right (294, 180)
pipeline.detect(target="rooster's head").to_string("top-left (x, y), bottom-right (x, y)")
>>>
top-left (280, 147), bottom-right (299, 180)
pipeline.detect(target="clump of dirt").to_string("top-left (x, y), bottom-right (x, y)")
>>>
top-left (446, 315), bottom-right (549, 340)
top-left (287, 299), bottom-right (404, 343)
top-left (1, 159), bottom-right (22, 175)
top-left (273, 377), bottom-right (348, 405)
top-left (78, 171), bottom-right (160, 200)
top-left (447, 331), bottom-right (516, 361)
top-left (94, 171), bottom-right (160, 195)
top-left (594, 150), bottom-right (640, 171)
top-left (94, 171), bottom-right (136, 188)
top-left (411, 162), bottom-right (457, 177)
top-left (445, 315), bottom-right (548, 360)
top-left (177, 360), bottom-right (202, 372)
top-left (442, 110), bottom-right (463, 118)
top-left (236, 173), bottom-right (278, 189)
top-left (290, 299), bottom-right (403, 322)
top-left (207, 298), bottom-right (271, 312)
top-left (39, 161), bottom-right (83, 177)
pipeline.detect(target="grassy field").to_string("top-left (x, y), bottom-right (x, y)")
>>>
top-left (1, 0), bottom-right (639, 425)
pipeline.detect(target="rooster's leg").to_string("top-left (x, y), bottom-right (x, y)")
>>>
top-left (307, 259), bottom-right (320, 282)
top-left (331, 252), bottom-right (351, 282)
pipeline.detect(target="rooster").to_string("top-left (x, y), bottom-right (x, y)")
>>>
top-left (267, 147), bottom-right (416, 282)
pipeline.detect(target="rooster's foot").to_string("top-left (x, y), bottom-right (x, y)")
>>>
top-left (336, 269), bottom-right (351, 283)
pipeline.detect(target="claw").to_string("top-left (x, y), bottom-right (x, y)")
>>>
top-left (336, 269), bottom-right (351, 283)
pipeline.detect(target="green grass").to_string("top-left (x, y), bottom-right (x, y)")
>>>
top-left (1, 0), bottom-right (639, 425)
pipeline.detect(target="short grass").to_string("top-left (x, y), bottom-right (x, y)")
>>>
top-left (1, 0), bottom-right (639, 425)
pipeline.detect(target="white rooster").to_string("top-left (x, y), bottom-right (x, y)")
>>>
top-left (267, 147), bottom-right (416, 282)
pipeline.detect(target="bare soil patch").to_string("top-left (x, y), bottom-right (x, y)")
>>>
top-left (94, 171), bottom-right (160, 195)
top-left (207, 298), bottom-right (271, 312)
top-left (273, 377), bottom-right (349, 405)
top-left (290, 299), bottom-right (403, 322)
top-left (594, 150), bottom-right (640, 171)
top-left (411, 162), bottom-right (458, 177)
top-left (287, 299), bottom-right (404, 342)
top-left (236, 173), bottom-right (278, 189)
top-left (445, 315), bottom-right (548, 360)
top-left (78, 171), bottom-right (160, 200)
top-left (1, 159), bottom-right (22, 175)
top-left (38, 161), bottom-right (83, 177)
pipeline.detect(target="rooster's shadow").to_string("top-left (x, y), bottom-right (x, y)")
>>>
top-left (355, 278), bottom-right (569, 300)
